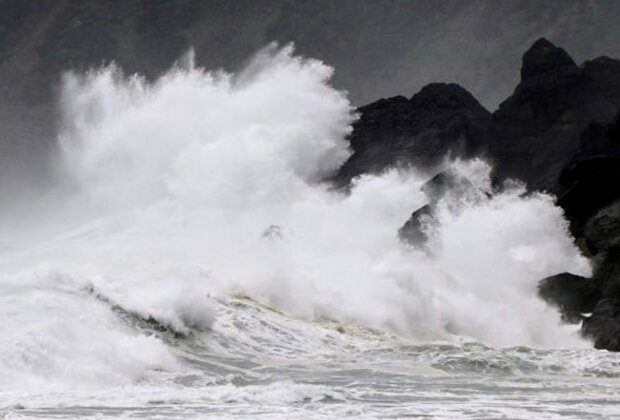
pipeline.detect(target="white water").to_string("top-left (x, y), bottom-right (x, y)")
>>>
top-left (1, 45), bottom-right (616, 419)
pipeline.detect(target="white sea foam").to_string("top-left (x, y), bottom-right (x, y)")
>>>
top-left (0, 44), bottom-right (592, 391)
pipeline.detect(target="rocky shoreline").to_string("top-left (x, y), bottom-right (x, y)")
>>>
top-left (333, 38), bottom-right (620, 350)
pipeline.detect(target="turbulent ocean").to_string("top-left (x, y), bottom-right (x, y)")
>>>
top-left (1, 45), bottom-right (619, 419)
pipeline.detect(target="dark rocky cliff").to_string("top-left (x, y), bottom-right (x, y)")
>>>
top-left (333, 83), bottom-right (491, 187)
top-left (334, 38), bottom-right (620, 350)
top-left (489, 39), bottom-right (620, 192)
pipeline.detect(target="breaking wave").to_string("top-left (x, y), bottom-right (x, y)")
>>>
top-left (0, 44), bottom-right (591, 390)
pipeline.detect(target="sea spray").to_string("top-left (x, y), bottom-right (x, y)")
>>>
top-left (0, 45), bottom-right (591, 390)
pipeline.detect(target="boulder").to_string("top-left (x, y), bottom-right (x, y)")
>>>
top-left (326, 37), bottom-right (620, 351)
top-left (582, 298), bottom-right (620, 351)
top-left (538, 272), bottom-right (601, 322)
top-left (398, 170), bottom-right (481, 247)
top-left (421, 171), bottom-right (475, 205)
top-left (398, 204), bottom-right (434, 247)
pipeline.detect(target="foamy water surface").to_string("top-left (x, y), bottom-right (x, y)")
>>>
top-left (0, 45), bottom-right (617, 419)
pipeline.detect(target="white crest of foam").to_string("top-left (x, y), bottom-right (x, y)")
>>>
top-left (58, 43), bottom-right (353, 210)
top-left (0, 44), bottom-right (593, 389)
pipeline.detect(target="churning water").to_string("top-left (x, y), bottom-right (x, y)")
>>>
top-left (0, 45), bottom-right (618, 419)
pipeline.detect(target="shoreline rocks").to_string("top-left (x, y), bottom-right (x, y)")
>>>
top-left (333, 38), bottom-right (620, 350)
top-left (538, 272), bottom-right (601, 323)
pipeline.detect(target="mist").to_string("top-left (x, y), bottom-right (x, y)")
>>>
top-left (0, 45), bottom-right (596, 391)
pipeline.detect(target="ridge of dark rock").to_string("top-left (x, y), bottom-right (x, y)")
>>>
top-left (409, 83), bottom-right (485, 111)
top-left (489, 39), bottom-right (620, 192)
top-left (520, 38), bottom-right (578, 81)
top-left (333, 83), bottom-right (491, 187)
top-left (332, 38), bottom-right (620, 351)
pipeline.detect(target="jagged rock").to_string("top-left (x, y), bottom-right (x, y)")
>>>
top-left (489, 38), bottom-right (620, 192)
top-left (582, 298), bottom-right (620, 351)
top-left (398, 170), bottom-right (480, 247)
top-left (520, 38), bottom-right (578, 81)
top-left (333, 83), bottom-right (491, 187)
top-left (421, 171), bottom-right (474, 205)
top-left (538, 272), bottom-right (601, 322)
top-left (398, 204), bottom-right (434, 246)
top-left (327, 38), bottom-right (620, 352)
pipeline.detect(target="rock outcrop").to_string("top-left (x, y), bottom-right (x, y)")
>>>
top-left (333, 38), bottom-right (620, 350)
top-left (538, 272), bottom-right (601, 322)
top-left (398, 204), bottom-right (434, 247)
top-left (398, 170), bottom-right (485, 248)
top-left (489, 39), bottom-right (620, 192)
top-left (333, 83), bottom-right (491, 188)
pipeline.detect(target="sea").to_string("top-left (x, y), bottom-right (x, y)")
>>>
top-left (0, 45), bottom-right (618, 419)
